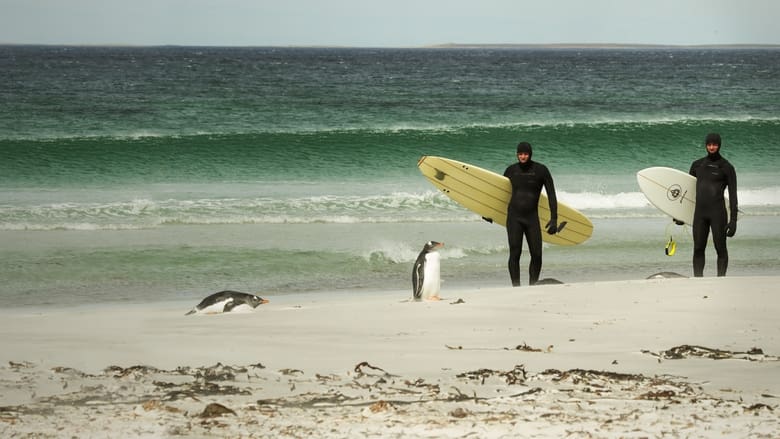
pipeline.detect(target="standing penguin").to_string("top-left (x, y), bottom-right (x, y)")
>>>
top-left (412, 241), bottom-right (444, 301)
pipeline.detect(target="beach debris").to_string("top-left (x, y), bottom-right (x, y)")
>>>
top-left (3, 360), bottom-right (779, 437)
top-left (361, 400), bottom-right (396, 417)
top-left (505, 387), bottom-right (545, 398)
top-left (642, 345), bottom-right (779, 362)
top-left (8, 361), bottom-right (34, 370)
top-left (139, 399), bottom-right (182, 414)
top-left (456, 365), bottom-right (527, 385)
top-left (403, 378), bottom-right (440, 395)
top-left (445, 386), bottom-right (479, 402)
top-left (50, 366), bottom-right (97, 378)
top-left (105, 365), bottom-right (161, 379)
top-left (510, 342), bottom-right (542, 352)
top-left (278, 368), bottom-right (304, 376)
top-left (0, 413), bottom-right (19, 425)
top-left (353, 361), bottom-right (392, 377)
top-left (161, 382), bottom-right (252, 400)
top-left (637, 390), bottom-right (677, 400)
top-left (199, 402), bottom-right (236, 418)
top-left (744, 403), bottom-right (774, 413)
top-left (445, 342), bottom-right (552, 352)
top-left (540, 368), bottom-right (646, 384)
top-left (298, 391), bottom-right (361, 408)
top-left (450, 298), bottom-right (465, 304)
top-left (194, 363), bottom-right (247, 381)
top-left (449, 407), bottom-right (470, 418)
top-left (535, 368), bottom-right (701, 401)
top-left (508, 342), bottom-right (553, 353)
top-left (315, 373), bottom-right (340, 383)
top-left (368, 400), bottom-right (392, 412)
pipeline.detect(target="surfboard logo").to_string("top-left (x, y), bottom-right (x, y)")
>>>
top-left (666, 184), bottom-right (683, 202)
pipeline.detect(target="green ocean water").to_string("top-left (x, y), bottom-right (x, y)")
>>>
top-left (1, 46), bottom-right (778, 307)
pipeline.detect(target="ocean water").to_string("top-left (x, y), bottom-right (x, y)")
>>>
top-left (1, 46), bottom-right (779, 307)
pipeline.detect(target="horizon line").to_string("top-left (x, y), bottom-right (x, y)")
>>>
top-left (2, 42), bottom-right (780, 49)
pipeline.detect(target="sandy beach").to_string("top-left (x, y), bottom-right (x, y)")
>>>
top-left (0, 275), bottom-right (778, 437)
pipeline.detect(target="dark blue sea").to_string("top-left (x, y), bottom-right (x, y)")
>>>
top-left (1, 46), bottom-right (778, 307)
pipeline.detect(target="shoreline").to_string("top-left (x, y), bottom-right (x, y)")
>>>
top-left (3, 214), bottom-right (780, 309)
top-left (2, 276), bottom-right (778, 436)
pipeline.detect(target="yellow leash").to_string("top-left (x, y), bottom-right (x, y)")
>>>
top-left (665, 235), bottom-right (677, 256)
top-left (664, 222), bottom-right (678, 256)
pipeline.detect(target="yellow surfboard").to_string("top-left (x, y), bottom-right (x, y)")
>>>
top-left (418, 155), bottom-right (593, 246)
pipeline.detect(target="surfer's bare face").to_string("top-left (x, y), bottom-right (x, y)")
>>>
top-left (517, 152), bottom-right (530, 164)
top-left (706, 143), bottom-right (720, 154)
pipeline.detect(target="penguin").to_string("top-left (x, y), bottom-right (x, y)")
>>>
top-left (185, 290), bottom-right (269, 315)
top-left (412, 241), bottom-right (444, 301)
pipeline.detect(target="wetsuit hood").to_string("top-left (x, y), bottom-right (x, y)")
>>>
top-left (516, 142), bottom-right (533, 168)
top-left (516, 142), bottom-right (533, 159)
top-left (705, 133), bottom-right (722, 161)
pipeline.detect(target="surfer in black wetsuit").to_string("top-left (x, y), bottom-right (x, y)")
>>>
top-left (503, 142), bottom-right (558, 286)
top-left (687, 133), bottom-right (738, 277)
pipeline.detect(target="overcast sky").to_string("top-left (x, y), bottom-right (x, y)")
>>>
top-left (1, 0), bottom-right (778, 47)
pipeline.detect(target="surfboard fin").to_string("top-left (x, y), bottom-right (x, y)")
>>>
top-left (482, 217), bottom-right (493, 224)
top-left (434, 169), bottom-right (446, 181)
top-left (557, 221), bottom-right (567, 233)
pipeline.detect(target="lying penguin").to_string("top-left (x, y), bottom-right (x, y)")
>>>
top-left (412, 241), bottom-right (444, 301)
top-left (185, 290), bottom-right (269, 315)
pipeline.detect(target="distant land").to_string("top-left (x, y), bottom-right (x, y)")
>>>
top-left (428, 43), bottom-right (780, 49)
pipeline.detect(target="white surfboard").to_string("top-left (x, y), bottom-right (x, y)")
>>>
top-left (636, 167), bottom-right (696, 224)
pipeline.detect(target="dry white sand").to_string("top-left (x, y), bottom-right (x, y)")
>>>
top-left (1, 276), bottom-right (778, 438)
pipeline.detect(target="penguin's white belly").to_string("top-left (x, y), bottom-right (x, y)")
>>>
top-left (195, 299), bottom-right (233, 315)
top-left (420, 253), bottom-right (441, 299)
top-left (225, 303), bottom-right (255, 313)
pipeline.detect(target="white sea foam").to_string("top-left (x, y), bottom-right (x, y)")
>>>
top-left (2, 187), bottom-right (779, 231)
top-left (562, 187), bottom-right (780, 211)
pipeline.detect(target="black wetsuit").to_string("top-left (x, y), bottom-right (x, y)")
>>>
top-left (503, 160), bottom-right (557, 286)
top-left (689, 152), bottom-right (738, 277)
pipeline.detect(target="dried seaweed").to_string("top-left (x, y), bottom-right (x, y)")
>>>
top-left (199, 402), bottom-right (236, 418)
top-left (353, 361), bottom-right (396, 377)
top-left (456, 365), bottom-right (528, 385)
top-left (642, 345), bottom-right (779, 362)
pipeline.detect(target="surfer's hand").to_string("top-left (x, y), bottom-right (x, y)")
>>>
top-left (673, 218), bottom-right (685, 226)
top-left (726, 221), bottom-right (736, 237)
top-left (545, 219), bottom-right (557, 235)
